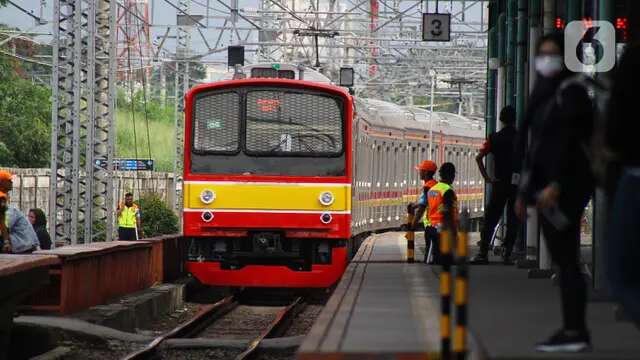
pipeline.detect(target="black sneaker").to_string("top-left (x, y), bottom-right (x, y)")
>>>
top-left (502, 255), bottom-right (515, 265)
top-left (535, 329), bottom-right (591, 353)
top-left (469, 254), bottom-right (489, 265)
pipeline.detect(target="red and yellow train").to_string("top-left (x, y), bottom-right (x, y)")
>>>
top-left (184, 64), bottom-right (484, 288)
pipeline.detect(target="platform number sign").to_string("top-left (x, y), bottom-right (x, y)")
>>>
top-left (422, 13), bottom-right (451, 42)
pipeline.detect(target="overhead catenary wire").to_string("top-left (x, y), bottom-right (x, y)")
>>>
top-left (133, 9), bottom-right (158, 193)
top-left (123, 7), bottom-right (141, 201)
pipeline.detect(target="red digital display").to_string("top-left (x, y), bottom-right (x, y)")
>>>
top-left (555, 17), bottom-right (565, 30)
top-left (616, 17), bottom-right (629, 42)
top-left (257, 99), bottom-right (281, 112)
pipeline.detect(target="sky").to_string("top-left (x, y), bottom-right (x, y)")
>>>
top-left (0, 0), bottom-right (485, 60)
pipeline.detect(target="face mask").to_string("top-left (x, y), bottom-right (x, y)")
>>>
top-left (535, 55), bottom-right (564, 78)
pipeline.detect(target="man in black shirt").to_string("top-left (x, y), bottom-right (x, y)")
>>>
top-left (471, 106), bottom-right (518, 264)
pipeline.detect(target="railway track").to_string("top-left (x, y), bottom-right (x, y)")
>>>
top-left (122, 293), bottom-right (306, 360)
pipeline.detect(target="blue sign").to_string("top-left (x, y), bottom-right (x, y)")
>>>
top-left (96, 159), bottom-right (154, 171)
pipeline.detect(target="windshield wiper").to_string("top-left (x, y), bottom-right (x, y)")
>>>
top-left (266, 133), bottom-right (337, 153)
top-left (248, 116), bottom-right (337, 136)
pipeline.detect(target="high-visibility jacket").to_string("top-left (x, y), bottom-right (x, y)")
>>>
top-left (118, 204), bottom-right (139, 229)
top-left (427, 182), bottom-right (458, 227)
top-left (422, 179), bottom-right (437, 227)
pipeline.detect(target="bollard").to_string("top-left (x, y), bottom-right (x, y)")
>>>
top-left (454, 229), bottom-right (469, 360)
top-left (405, 213), bottom-right (415, 263)
top-left (440, 227), bottom-right (453, 360)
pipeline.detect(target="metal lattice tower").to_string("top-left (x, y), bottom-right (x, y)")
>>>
top-left (172, 0), bottom-right (191, 212)
top-left (50, 0), bottom-right (116, 245)
top-left (115, 0), bottom-right (153, 81)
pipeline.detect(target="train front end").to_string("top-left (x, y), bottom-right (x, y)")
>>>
top-left (183, 77), bottom-right (352, 288)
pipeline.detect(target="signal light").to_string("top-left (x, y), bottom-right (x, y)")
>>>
top-left (616, 17), bottom-right (629, 42)
top-left (555, 17), bottom-right (565, 30)
top-left (616, 17), bottom-right (628, 30)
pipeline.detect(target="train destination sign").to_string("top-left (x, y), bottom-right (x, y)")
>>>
top-left (96, 159), bottom-right (154, 171)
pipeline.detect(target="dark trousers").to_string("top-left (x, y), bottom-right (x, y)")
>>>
top-left (118, 227), bottom-right (137, 240)
top-left (606, 170), bottom-right (640, 328)
top-left (479, 183), bottom-right (517, 257)
top-left (540, 209), bottom-right (587, 331)
top-left (425, 226), bottom-right (440, 263)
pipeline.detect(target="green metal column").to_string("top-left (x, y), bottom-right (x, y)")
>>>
top-left (515, 0), bottom-right (527, 129)
top-left (598, 0), bottom-right (613, 23)
top-left (497, 11), bottom-right (507, 110)
top-left (592, 0), bottom-right (614, 291)
top-left (487, 27), bottom-right (498, 136)
top-left (567, 0), bottom-right (581, 22)
top-left (506, 0), bottom-right (516, 106)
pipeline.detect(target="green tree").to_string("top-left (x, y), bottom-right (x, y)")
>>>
top-left (137, 193), bottom-right (179, 237)
top-left (0, 55), bottom-right (51, 167)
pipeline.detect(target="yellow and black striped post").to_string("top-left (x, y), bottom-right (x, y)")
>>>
top-left (440, 227), bottom-right (453, 360)
top-left (405, 213), bottom-right (415, 263)
top-left (454, 229), bottom-right (469, 360)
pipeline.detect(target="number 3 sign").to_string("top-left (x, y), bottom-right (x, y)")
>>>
top-left (422, 13), bottom-right (451, 42)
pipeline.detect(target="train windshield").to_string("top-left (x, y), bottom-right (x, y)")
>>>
top-left (190, 87), bottom-right (346, 176)
top-left (246, 91), bottom-right (343, 155)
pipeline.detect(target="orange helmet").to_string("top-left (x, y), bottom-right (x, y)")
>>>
top-left (0, 170), bottom-right (13, 182)
top-left (415, 160), bottom-right (437, 172)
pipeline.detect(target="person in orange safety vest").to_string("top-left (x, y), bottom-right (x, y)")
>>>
top-left (422, 162), bottom-right (458, 264)
top-left (409, 160), bottom-right (437, 262)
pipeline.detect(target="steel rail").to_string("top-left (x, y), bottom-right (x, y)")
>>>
top-left (122, 295), bottom-right (237, 360)
top-left (234, 297), bottom-right (306, 360)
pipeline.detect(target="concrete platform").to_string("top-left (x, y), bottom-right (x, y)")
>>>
top-left (298, 231), bottom-right (640, 360)
top-left (298, 232), bottom-right (446, 360)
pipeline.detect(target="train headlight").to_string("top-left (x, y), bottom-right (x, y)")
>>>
top-left (320, 213), bottom-right (333, 224)
top-left (201, 211), bottom-right (214, 222)
top-left (318, 191), bottom-right (334, 206)
top-left (200, 189), bottom-right (216, 204)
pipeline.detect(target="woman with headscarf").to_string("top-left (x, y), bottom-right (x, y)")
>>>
top-left (515, 32), bottom-right (595, 352)
top-left (28, 208), bottom-right (51, 250)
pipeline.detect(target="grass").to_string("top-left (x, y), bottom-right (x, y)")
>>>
top-left (115, 108), bottom-right (176, 172)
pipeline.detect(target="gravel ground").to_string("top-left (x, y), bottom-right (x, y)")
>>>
top-left (31, 295), bottom-right (324, 360)
top-left (198, 305), bottom-right (282, 339)
top-left (283, 304), bottom-right (322, 337)
top-left (52, 339), bottom-right (143, 360)
top-left (135, 302), bottom-right (204, 336)
top-left (157, 348), bottom-right (296, 360)
top-left (158, 348), bottom-right (240, 359)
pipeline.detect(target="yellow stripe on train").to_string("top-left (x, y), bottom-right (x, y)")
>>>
top-left (184, 182), bottom-right (351, 211)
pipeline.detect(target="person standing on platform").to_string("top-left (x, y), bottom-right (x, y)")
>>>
top-left (515, 33), bottom-right (594, 352)
top-left (117, 193), bottom-right (143, 240)
top-left (470, 106), bottom-right (519, 265)
top-left (413, 162), bottom-right (458, 264)
top-left (601, 6), bottom-right (640, 329)
top-left (28, 208), bottom-right (52, 250)
top-left (408, 160), bottom-right (438, 262)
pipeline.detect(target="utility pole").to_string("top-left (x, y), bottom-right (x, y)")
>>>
top-left (50, 0), bottom-right (115, 245)
top-left (428, 69), bottom-right (436, 160)
top-left (160, 62), bottom-right (167, 107)
top-left (173, 0), bottom-right (191, 215)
